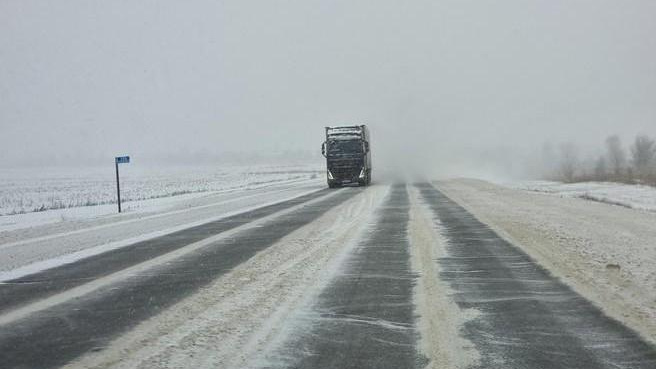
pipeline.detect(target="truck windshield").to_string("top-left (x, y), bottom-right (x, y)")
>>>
top-left (327, 140), bottom-right (363, 157)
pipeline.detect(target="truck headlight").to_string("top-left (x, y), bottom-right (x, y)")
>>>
top-left (359, 168), bottom-right (365, 178)
top-left (328, 170), bottom-right (334, 180)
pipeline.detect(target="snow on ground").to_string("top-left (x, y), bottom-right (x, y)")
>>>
top-left (0, 163), bottom-right (323, 232)
top-left (0, 185), bottom-right (329, 281)
top-left (436, 179), bottom-right (656, 345)
top-left (0, 160), bottom-right (327, 279)
top-left (508, 180), bottom-right (656, 212)
top-left (0, 163), bottom-right (323, 216)
top-left (408, 186), bottom-right (480, 368)
top-left (0, 180), bottom-right (325, 275)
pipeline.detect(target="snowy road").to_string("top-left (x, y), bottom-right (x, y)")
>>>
top-left (1, 182), bottom-right (655, 368)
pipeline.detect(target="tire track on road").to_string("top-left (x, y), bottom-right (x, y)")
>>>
top-left (260, 184), bottom-right (424, 369)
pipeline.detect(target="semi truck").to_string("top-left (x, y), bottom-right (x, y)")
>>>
top-left (321, 125), bottom-right (372, 188)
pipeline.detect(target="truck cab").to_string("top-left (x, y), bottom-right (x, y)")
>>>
top-left (321, 125), bottom-right (372, 188)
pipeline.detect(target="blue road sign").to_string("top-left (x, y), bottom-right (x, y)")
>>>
top-left (115, 156), bottom-right (130, 164)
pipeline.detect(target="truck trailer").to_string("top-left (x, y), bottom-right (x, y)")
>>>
top-left (321, 125), bottom-right (372, 188)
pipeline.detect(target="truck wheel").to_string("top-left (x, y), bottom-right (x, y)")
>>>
top-left (328, 182), bottom-right (339, 188)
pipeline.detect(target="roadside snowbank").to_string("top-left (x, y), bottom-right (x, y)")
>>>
top-left (509, 180), bottom-right (656, 212)
top-left (436, 179), bottom-right (656, 345)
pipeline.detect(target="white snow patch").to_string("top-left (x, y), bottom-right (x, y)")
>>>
top-left (506, 180), bottom-right (656, 212)
top-left (408, 186), bottom-right (480, 368)
top-left (0, 163), bottom-right (323, 230)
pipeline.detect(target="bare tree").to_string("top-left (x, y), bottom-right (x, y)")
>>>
top-left (631, 134), bottom-right (656, 180)
top-left (558, 142), bottom-right (579, 182)
top-left (594, 155), bottom-right (607, 180)
top-left (605, 135), bottom-right (625, 179)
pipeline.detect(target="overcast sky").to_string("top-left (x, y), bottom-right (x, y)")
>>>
top-left (1, 1), bottom-right (655, 174)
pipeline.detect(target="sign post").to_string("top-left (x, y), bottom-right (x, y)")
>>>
top-left (115, 156), bottom-right (130, 213)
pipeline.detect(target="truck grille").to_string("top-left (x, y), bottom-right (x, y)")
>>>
top-left (332, 166), bottom-right (360, 179)
top-left (329, 159), bottom-right (362, 180)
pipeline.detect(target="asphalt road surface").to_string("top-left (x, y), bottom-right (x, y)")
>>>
top-left (0, 188), bottom-right (359, 368)
top-left (416, 183), bottom-right (656, 369)
top-left (262, 184), bottom-right (423, 369)
top-left (1, 183), bottom-right (655, 369)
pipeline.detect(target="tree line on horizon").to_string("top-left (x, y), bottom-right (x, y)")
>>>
top-left (549, 134), bottom-right (656, 186)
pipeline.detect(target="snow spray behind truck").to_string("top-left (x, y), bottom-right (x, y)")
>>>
top-left (321, 125), bottom-right (372, 188)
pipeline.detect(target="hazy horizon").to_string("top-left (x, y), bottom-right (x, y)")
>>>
top-left (2, 1), bottom-right (655, 178)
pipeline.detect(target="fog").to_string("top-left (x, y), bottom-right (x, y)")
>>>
top-left (2, 1), bottom-right (655, 179)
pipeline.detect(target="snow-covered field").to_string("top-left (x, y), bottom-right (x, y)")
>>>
top-left (0, 163), bottom-right (323, 232)
top-left (0, 163), bottom-right (323, 216)
top-left (437, 179), bottom-right (656, 344)
top-left (509, 180), bottom-right (656, 212)
top-left (0, 161), bottom-right (327, 276)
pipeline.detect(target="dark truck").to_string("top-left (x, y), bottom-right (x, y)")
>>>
top-left (321, 125), bottom-right (372, 188)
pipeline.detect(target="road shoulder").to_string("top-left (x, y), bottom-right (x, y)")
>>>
top-left (435, 178), bottom-right (656, 345)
